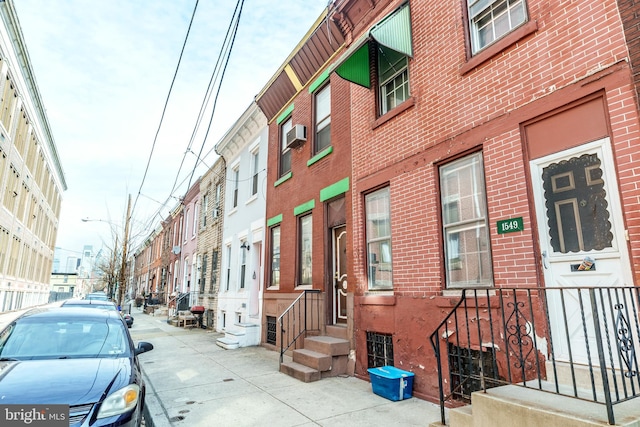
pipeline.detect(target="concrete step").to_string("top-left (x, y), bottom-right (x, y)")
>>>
top-left (447, 404), bottom-right (472, 427)
top-left (326, 325), bottom-right (348, 340)
top-left (303, 335), bottom-right (349, 356)
top-left (292, 348), bottom-right (332, 371)
top-left (216, 337), bottom-right (239, 350)
top-left (461, 384), bottom-right (640, 427)
top-left (280, 361), bottom-right (321, 383)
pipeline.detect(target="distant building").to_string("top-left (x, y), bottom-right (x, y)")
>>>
top-left (0, 0), bottom-right (67, 312)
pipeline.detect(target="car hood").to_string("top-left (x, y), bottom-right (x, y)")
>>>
top-left (0, 358), bottom-right (133, 405)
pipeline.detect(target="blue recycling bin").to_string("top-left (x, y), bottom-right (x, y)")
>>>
top-left (367, 366), bottom-right (415, 401)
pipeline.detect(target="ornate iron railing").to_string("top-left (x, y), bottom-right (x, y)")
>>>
top-left (429, 286), bottom-right (640, 426)
top-left (278, 290), bottom-right (322, 365)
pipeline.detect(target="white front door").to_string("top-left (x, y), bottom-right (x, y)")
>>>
top-left (530, 138), bottom-right (633, 364)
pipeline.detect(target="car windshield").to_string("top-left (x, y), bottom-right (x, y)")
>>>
top-left (0, 318), bottom-right (130, 360)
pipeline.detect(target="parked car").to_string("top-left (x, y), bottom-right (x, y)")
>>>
top-left (84, 292), bottom-right (110, 301)
top-left (0, 307), bottom-right (153, 426)
top-left (62, 299), bottom-right (134, 328)
top-left (62, 299), bottom-right (118, 311)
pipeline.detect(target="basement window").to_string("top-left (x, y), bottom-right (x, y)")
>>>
top-left (266, 316), bottom-right (277, 346)
top-left (448, 344), bottom-right (500, 402)
top-left (366, 331), bottom-right (394, 368)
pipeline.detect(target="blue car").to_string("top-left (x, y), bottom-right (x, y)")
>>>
top-left (0, 307), bottom-right (153, 426)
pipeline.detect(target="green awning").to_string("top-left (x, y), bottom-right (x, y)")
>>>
top-left (370, 2), bottom-right (413, 57)
top-left (335, 40), bottom-right (371, 88)
top-left (333, 2), bottom-right (412, 88)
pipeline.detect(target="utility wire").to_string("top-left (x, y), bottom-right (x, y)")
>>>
top-left (131, 0), bottom-right (200, 218)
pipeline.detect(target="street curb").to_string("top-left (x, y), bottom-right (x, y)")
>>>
top-left (142, 369), bottom-right (172, 427)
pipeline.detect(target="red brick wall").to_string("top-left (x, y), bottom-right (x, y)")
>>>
top-left (346, 0), bottom-right (640, 401)
top-left (265, 75), bottom-right (352, 296)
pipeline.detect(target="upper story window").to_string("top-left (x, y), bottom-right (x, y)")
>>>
top-left (378, 45), bottom-right (409, 115)
top-left (280, 118), bottom-right (292, 177)
top-left (334, 2), bottom-right (413, 118)
top-left (201, 194), bottom-right (208, 227)
top-left (213, 183), bottom-right (221, 218)
top-left (314, 84), bottom-right (331, 153)
top-left (250, 149), bottom-right (259, 197)
top-left (468, 0), bottom-right (527, 54)
top-left (192, 204), bottom-right (198, 237)
top-left (232, 167), bottom-right (239, 208)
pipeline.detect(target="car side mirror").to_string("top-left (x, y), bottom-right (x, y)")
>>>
top-left (135, 342), bottom-right (154, 355)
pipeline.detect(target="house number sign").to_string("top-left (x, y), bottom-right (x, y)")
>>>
top-left (497, 217), bottom-right (524, 234)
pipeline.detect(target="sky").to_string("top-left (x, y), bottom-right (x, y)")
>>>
top-left (14, 0), bottom-right (330, 260)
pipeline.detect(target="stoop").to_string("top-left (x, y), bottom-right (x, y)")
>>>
top-left (279, 334), bottom-right (350, 382)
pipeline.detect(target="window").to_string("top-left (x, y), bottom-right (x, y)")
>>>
top-left (366, 331), bottom-right (394, 368)
top-left (365, 187), bottom-right (392, 290)
top-left (440, 152), bottom-right (493, 288)
top-left (200, 254), bottom-right (207, 293)
top-left (250, 149), bottom-right (259, 197)
top-left (378, 45), bottom-right (409, 115)
top-left (239, 242), bottom-right (247, 289)
top-left (202, 194), bottom-right (208, 227)
top-left (314, 84), bottom-right (331, 153)
top-left (468, 0), bottom-right (527, 54)
top-left (298, 215), bottom-right (312, 285)
top-left (279, 118), bottom-right (292, 177)
top-left (192, 204), bottom-right (198, 237)
top-left (225, 245), bottom-right (231, 291)
top-left (270, 226), bottom-right (280, 287)
top-left (232, 167), bottom-right (239, 208)
top-left (210, 249), bottom-right (218, 289)
top-left (213, 183), bottom-right (221, 218)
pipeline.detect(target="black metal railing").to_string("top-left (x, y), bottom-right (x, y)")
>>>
top-left (278, 290), bottom-right (322, 365)
top-left (429, 286), bottom-right (640, 426)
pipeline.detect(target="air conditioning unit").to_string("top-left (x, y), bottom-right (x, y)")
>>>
top-left (286, 124), bottom-right (306, 149)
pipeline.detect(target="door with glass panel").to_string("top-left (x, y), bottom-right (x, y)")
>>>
top-left (530, 138), bottom-right (633, 364)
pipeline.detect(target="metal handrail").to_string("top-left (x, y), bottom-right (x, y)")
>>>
top-left (429, 286), bottom-right (640, 426)
top-left (278, 289), bottom-right (322, 365)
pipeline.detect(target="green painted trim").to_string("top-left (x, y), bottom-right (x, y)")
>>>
top-left (267, 214), bottom-right (283, 227)
top-left (307, 146), bottom-right (333, 167)
top-left (274, 172), bottom-right (292, 187)
top-left (294, 199), bottom-right (315, 216)
top-left (320, 177), bottom-right (349, 202)
top-left (276, 104), bottom-right (294, 124)
top-left (308, 69), bottom-right (330, 93)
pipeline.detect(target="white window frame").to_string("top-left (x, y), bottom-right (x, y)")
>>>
top-left (298, 214), bottom-right (313, 286)
top-left (280, 118), bottom-right (292, 177)
top-left (440, 152), bottom-right (493, 288)
top-left (468, 0), bottom-right (527, 54)
top-left (314, 84), bottom-right (331, 153)
top-left (365, 187), bottom-right (393, 290)
top-left (250, 148), bottom-right (259, 198)
top-left (378, 45), bottom-right (409, 115)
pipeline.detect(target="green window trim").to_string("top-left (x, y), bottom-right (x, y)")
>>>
top-left (308, 69), bottom-right (330, 93)
top-left (277, 104), bottom-right (294, 125)
top-left (307, 146), bottom-right (333, 167)
top-left (320, 177), bottom-right (349, 202)
top-left (267, 214), bottom-right (283, 227)
top-left (294, 199), bottom-right (315, 216)
top-left (274, 172), bottom-right (292, 187)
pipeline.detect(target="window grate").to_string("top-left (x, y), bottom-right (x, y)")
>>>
top-left (448, 344), bottom-right (500, 402)
top-left (366, 331), bottom-right (394, 368)
top-left (266, 316), bottom-right (277, 345)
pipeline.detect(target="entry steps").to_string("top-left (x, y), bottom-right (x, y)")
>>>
top-left (280, 325), bottom-right (350, 383)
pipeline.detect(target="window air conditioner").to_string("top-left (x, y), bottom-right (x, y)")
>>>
top-left (286, 124), bottom-right (306, 149)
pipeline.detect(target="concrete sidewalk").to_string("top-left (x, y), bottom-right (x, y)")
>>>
top-left (129, 306), bottom-right (443, 427)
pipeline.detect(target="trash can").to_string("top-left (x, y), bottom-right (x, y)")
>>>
top-left (367, 366), bottom-right (414, 401)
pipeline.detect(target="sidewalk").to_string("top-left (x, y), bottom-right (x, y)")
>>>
top-left (129, 306), bottom-right (443, 427)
